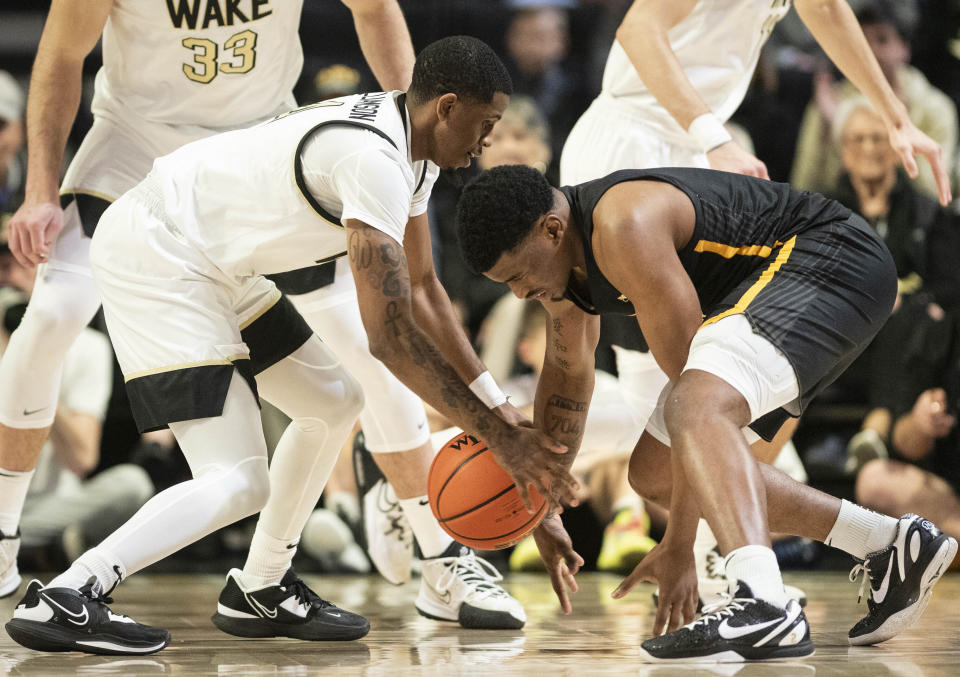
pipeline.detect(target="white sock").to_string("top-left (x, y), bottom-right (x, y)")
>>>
top-left (400, 495), bottom-right (453, 558)
top-left (0, 467), bottom-right (34, 535)
top-left (724, 544), bottom-right (788, 608)
top-left (825, 499), bottom-right (899, 560)
top-left (48, 546), bottom-right (125, 593)
top-left (241, 529), bottom-right (297, 588)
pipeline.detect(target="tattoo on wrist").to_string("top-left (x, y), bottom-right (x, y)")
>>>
top-left (546, 395), bottom-right (586, 412)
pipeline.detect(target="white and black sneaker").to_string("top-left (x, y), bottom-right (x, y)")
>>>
top-left (5, 578), bottom-right (170, 655)
top-left (354, 432), bottom-right (413, 585)
top-left (211, 568), bottom-right (369, 640)
top-left (416, 542), bottom-right (526, 630)
top-left (0, 529), bottom-right (21, 599)
top-left (847, 513), bottom-right (958, 646)
top-left (654, 547), bottom-right (807, 610)
top-left (641, 581), bottom-right (813, 662)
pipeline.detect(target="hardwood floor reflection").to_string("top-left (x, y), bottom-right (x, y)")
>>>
top-left (2, 572), bottom-right (958, 675)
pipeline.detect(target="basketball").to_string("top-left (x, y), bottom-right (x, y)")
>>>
top-left (427, 432), bottom-right (548, 550)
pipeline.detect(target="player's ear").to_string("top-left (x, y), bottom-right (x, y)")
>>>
top-left (543, 213), bottom-right (564, 242)
top-left (435, 93), bottom-right (458, 122)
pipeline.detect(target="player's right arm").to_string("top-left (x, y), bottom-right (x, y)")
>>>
top-left (616, 0), bottom-right (768, 178)
top-left (345, 219), bottom-right (577, 510)
top-left (530, 298), bottom-right (598, 613)
top-left (7, 0), bottom-right (112, 267)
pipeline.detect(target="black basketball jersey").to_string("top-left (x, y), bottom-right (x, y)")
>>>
top-left (560, 168), bottom-right (852, 315)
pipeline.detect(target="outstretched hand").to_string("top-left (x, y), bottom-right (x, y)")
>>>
top-left (886, 120), bottom-right (952, 206)
top-left (611, 541), bottom-right (698, 636)
top-left (706, 141), bottom-right (769, 180)
top-left (532, 513), bottom-right (584, 614)
top-left (488, 426), bottom-right (579, 513)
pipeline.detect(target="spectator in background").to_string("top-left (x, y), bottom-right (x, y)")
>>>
top-left (503, 0), bottom-right (589, 181)
top-left (791, 0), bottom-right (957, 200)
top-left (825, 98), bottom-right (960, 470)
top-left (0, 232), bottom-right (152, 574)
top-left (0, 71), bottom-right (25, 220)
top-left (853, 316), bottom-right (960, 541)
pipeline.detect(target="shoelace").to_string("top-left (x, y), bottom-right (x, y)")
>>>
top-left (435, 550), bottom-right (508, 603)
top-left (849, 560), bottom-right (872, 604)
top-left (285, 575), bottom-right (332, 610)
top-left (688, 595), bottom-right (757, 630)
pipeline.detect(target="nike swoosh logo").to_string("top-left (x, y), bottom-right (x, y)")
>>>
top-left (417, 421), bottom-right (426, 430)
top-left (872, 555), bottom-right (896, 604)
top-left (22, 407), bottom-right (47, 416)
top-left (419, 499), bottom-right (429, 507)
top-left (717, 616), bottom-right (781, 640)
top-left (246, 594), bottom-right (278, 619)
top-left (286, 542), bottom-right (299, 550)
top-left (326, 611), bottom-right (341, 618)
top-left (40, 593), bottom-right (90, 626)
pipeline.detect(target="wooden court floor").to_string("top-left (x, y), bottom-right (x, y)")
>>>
top-left (1, 571), bottom-right (958, 676)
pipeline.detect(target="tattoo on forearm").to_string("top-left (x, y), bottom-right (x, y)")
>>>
top-left (552, 319), bottom-right (564, 334)
top-left (552, 340), bottom-right (567, 353)
top-left (555, 356), bottom-right (571, 371)
top-left (546, 395), bottom-right (586, 412)
top-left (348, 231), bottom-right (373, 270)
top-left (385, 301), bottom-right (403, 337)
top-left (548, 414), bottom-right (582, 436)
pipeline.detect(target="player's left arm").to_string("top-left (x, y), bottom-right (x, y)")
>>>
top-left (403, 212), bottom-right (525, 423)
top-left (795, 0), bottom-right (952, 205)
top-left (340, 0), bottom-right (415, 91)
top-left (592, 189), bottom-right (703, 382)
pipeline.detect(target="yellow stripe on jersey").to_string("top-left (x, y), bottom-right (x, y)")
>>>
top-left (694, 239), bottom-right (785, 258)
top-left (700, 235), bottom-right (797, 329)
top-left (124, 354), bottom-right (251, 382)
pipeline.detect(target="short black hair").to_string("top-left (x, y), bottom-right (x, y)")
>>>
top-left (409, 36), bottom-right (512, 106)
top-left (856, 0), bottom-right (916, 41)
top-left (456, 165), bottom-right (554, 274)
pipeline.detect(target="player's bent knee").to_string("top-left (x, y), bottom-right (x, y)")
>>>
top-left (14, 303), bottom-right (92, 358)
top-left (222, 457), bottom-right (272, 518)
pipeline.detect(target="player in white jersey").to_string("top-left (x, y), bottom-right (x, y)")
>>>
top-left (0, 0), bottom-right (415, 601)
top-left (5, 36), bottom-right (571, 656)
top-left (555, 0), bottom-right (952, 619)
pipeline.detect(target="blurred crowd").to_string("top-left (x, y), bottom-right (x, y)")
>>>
top-left (0, 0), bottom-right (958, 578)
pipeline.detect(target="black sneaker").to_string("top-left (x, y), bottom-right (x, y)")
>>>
top-left (211, 568), bottom-right (369, 640)
top-left (4, 578), bottom-right (170, 655)
top-left (848, 513), bottom-right (958, 646)
top-left (641, 581), bottom-right (814, 662)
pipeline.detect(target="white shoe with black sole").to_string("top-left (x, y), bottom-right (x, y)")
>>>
top-left (354, 432), bottom-right (414, 585)
top-left (0, 530), bottom-right (21, 599)
top-left (5, 578), bottom-right (170, 655)
top-left (641, 580), bottom-right (814, 662)
top-left (416, 543), bottom-right (526, 630)
top-left (848, 513), bottom-right (958, 646)
top-left (211, 568), bottom-right (369, 640)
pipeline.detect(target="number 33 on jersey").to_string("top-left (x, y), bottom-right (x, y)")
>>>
top-left (92, 0), bottom-right (303, 127)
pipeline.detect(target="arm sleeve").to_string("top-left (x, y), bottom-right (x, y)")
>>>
top-left (329, 146), bottom-right (413, 244)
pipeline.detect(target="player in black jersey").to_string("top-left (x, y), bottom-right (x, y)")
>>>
top-left (455, 164), bottom-right (958, 663)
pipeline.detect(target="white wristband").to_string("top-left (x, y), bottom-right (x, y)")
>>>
top-left (688, 113), bottom-right (732, 153)
top-left (468, 371), bottom-right (508, 409)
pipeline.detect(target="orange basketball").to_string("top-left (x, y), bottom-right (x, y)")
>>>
top-left (428, 432), bottom-right (547, 550)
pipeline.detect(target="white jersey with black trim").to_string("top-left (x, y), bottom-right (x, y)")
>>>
top-left (601, 0), bottom-right (791, 144)
top-left (148, 91), bottom-right (438, 278)
top-left (92, 0), bottom-right (302, 127)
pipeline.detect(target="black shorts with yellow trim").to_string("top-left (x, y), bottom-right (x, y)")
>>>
top-left (701, 215), bottom-right (897, 441)
top-left (125, 295), bottom-right (313, 433)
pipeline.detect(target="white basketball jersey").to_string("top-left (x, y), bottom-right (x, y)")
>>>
top-left (149, 91), bottom-right (437, 277)
top-left (601, 0), bottom-right (791, 143)
top-left (92, 0), bottom-right (302, 127)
